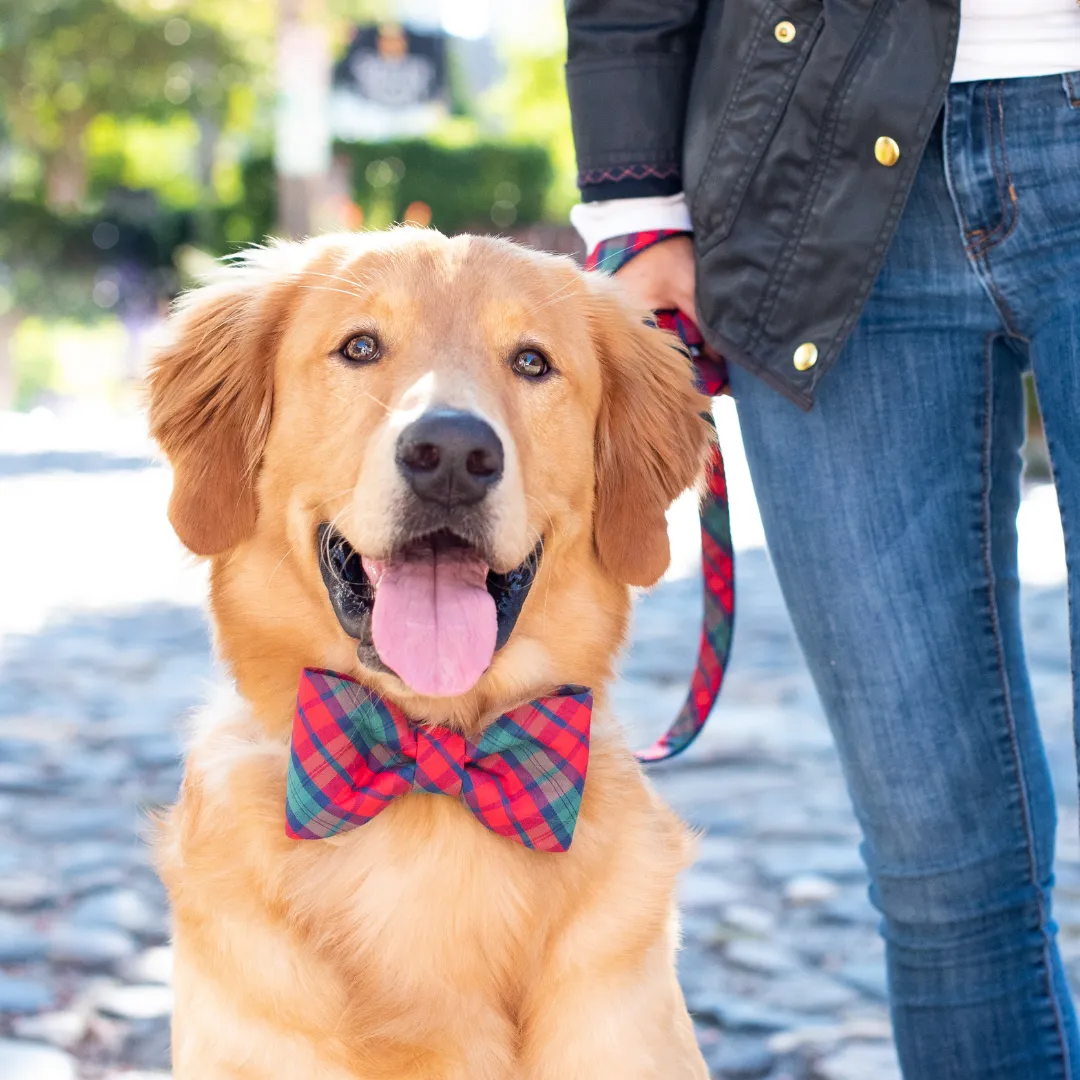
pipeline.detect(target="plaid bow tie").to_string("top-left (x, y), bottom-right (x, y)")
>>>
top-left (286, 668), bottom-right (592, 852)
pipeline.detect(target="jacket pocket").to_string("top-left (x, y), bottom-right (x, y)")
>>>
top-left (687, 2), bottom-right (824, 246)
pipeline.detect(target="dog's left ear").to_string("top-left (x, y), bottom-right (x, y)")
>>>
top-left (147, 251), bottom-right (295, 556)
top-left (587, 275), bottom-right (713, 587)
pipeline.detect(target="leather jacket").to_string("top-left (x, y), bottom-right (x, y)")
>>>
top-left (566, 0), bottom-right (961, 408)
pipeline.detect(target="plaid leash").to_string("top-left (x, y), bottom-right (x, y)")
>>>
top-left (286, 668), bottom-right (592, 852)
top-left (588, 230), bottom-right (735, 763)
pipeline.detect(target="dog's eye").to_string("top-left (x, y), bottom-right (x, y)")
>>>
top-left (341, 334), bottom-right (380, 364)
top-left (511, 349), bottom-right (550, 379)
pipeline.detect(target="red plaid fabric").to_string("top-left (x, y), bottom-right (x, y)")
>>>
top-left (587, 229), bottom-right (735, 763)
top-left (286, 668), bottom-right (592, 852)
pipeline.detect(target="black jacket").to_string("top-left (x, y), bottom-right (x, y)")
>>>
top-left (566, 0), bottom-right (961, 408)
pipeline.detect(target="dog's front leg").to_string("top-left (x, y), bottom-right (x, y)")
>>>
top-left (519, 925), bottom-right (708, 1080)
top-left (169, 924), bottom-right (370, 1080)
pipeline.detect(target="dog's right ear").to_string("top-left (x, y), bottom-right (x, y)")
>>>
top-left (585, 273), bottom-right (713, 588)
top-left (147, 252), bottom-right (294, 556)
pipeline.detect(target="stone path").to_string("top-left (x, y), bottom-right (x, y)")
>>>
top-left (0, 406), bottom-right (1074, 1079)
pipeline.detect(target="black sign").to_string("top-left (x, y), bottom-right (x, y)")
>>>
top-left (333, 24), bottom-right (447, 110)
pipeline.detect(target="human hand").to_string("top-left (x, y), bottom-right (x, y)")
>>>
top-left (612, 235), bottom-right (697, 319)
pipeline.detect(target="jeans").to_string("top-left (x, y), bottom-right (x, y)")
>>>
top-left (728, 73), bottom-right (1080, 1078)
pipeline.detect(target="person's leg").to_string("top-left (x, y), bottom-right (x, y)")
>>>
top-left (726, 99), bottom-right (1079, 1077)
top-left (1034, 277), bottom-right (1080, 797)
top-left (975, 73), bottom-right (1080, 794)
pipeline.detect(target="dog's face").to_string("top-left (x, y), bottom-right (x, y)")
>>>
top-left (149, 231), bottom-right (709, 713)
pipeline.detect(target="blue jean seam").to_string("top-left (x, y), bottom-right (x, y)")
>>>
top-left (981, 330), bottom-right (1072, 1078)
top-left (1064, 71), bottom-right (1079, 109)
top-left (942, 92), bottom-right (1029, 343)
top-left (1028, 377), bottom-right (1080, 768)
top-left (966, 83), bottom-right (1020, 257)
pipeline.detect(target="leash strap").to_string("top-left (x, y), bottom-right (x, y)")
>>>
top-left (587, 233), bottom-right (735, 763)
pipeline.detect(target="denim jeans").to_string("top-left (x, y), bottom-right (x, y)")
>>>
top-left (728, 73), bottom-right (1080, 1078)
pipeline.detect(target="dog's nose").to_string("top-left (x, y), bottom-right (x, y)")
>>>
top-left (396, 409), bottom-right (504, 508)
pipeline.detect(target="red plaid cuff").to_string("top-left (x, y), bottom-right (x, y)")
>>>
top-left (584, 229), bottom-right (691, 276)
top-left (586, 230), bottom-right (727, 395)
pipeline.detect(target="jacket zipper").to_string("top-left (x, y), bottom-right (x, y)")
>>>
top-left (750, 0), bottom-right (895, 346)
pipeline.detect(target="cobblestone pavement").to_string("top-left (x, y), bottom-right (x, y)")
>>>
top-left (0, 406), bottom-right (1074, 1080)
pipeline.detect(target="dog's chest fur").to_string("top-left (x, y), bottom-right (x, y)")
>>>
top-left (159, 691), bottom-right (686, 1078)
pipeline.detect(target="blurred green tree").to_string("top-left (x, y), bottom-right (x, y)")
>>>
top-left (0, 0), bottom-right (239, 209)
top-left (481, 4), bottom-right (576, 221)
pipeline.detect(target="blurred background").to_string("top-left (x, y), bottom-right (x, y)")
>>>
top-left (0, 0), bottom-right (579, 417)
top-left (0, 2), bottom-right (1073, 1078)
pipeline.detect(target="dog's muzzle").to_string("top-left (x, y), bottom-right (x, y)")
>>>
top-left (316, 409), bottom-right (539, 695)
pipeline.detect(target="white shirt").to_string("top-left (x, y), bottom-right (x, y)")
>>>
top-left (572, 2), bottom-right (1080, 254)
top-left (953, 0), bottom-right (1080, 82)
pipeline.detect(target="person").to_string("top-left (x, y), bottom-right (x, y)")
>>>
top-left (564, 2), bottom-right (1080, 1077)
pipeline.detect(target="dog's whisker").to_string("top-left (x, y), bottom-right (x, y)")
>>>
top-left (355, 389), bottom-right (393, 417)
top-left (266, 544), bottom-right (296, 586)
top-left (523, 496), bottom-right (555, 544)
top-left (296, 284), bottom-right (375, 302)
top-left (330, 260), bottom-right (372, 291)
top-left (308, 266), bottom-right (369, 286)
top-left (522, 276), bottom-right (583, 317)
top-left (303, 268), bottom-right (375, 297)
top-left (588, 242), bottom-right (636, 267)
top-left (318, 483), bottom-right (365, 509)
top-left (525, 242), bottom-right (640, 318)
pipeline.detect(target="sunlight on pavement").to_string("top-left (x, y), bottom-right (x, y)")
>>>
top-left (0, 409), bottom-right (207, 641)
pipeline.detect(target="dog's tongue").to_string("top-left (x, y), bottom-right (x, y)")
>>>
top-left (363, 545), bottom-right (496, 697)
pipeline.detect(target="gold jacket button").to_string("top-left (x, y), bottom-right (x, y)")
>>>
top-left (875, 136), bottom-right (901, 167)
top-left (775, 20), bottom-right (797, 43)
top-left (793, 342), bottom-right (819, 371)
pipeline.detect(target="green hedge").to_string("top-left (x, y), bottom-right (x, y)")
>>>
top-left (0, 194), bottom-right (190, 318)
top-left (0, 139), bottom-right (554, 316)
top-left (225, 139), bottom-right (553, 245)
top-left (337, 139), bottom-right (551, 234)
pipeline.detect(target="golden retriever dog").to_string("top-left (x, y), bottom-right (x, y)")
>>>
top-left (148, 228), bottom-right (713, 1080)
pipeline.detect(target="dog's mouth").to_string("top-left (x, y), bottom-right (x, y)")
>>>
top-left (317, 523), bottom-right (542, 698)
